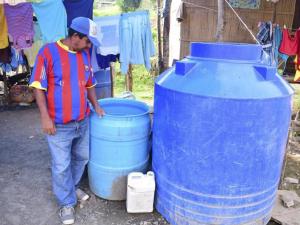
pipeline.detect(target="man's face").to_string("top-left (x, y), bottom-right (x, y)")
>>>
top-left (72, 35), bottom-right (92, 51)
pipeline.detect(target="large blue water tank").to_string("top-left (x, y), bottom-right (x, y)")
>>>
top-left (152, 43), bottom-right (293, 225)
top-left (89, 98), bottom-right (150, 200)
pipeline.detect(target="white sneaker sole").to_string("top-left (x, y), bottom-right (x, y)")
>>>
top-left (62, 218), bottom-right (75, 225)
top-left (80, 194), bottom-right (90, 201)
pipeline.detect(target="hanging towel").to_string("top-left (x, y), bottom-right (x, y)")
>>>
top-left (4, 3), bottom-right (34, 50)
top-left (119, 10), bottom-right (156, 74)
top-left (0, 5), bottom-right (9, 49)
top-left (63, 0), bottom-right (94, 27)
top-left (279, 28), bottom-right (299, 56)
top-left (32, 0), bottom-right (67, 43)
top-left (94, 15), bottom-right (120, 56)
top-left (274, 25), bottom-right (289, 72)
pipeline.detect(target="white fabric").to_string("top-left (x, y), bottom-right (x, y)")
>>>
top-left (94, 15), bottom-right (120, 56)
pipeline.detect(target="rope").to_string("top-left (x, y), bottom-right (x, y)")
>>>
top-left (224, 0), bottom-right (260, 44)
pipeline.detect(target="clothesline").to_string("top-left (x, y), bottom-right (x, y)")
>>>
top-left (224, 0), bottom-right (260, 44)
top-left (182, 1), bottom-right (217, 12)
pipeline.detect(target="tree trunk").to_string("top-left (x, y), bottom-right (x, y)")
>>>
top-left (216, 0), bottom-right (224, 41)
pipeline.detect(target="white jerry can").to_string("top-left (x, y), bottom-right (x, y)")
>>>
top-left (126, 171), bottom-right (155, 213)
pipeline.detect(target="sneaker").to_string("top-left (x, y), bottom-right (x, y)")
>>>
top-left (76, 188), bottom-right (90, 201)
top-left (59, 206), bottom-right (75, 225)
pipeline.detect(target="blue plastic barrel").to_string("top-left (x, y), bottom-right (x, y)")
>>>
top-left (153, 43), bottom-right (293, 224)
top-left (89, 98), bottom-right (151, 200)
top-left (94, 69), bottom-right (112, 99)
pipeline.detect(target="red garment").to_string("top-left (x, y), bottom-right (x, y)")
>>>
top-left (297, 30), bottom-right (300, 70)
top-left (279, 28), bottom-right (299, 56)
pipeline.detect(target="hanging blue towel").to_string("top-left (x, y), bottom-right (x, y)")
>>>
top-left (274, 25), bottom-right (289, 73)
top-left (119, 10), bottom-right (156, 74)
top-left (63, 0), bottom-right (94, 27)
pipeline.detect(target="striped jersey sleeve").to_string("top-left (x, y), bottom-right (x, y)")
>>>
top-left (29, 46), bottom-right (48, 91)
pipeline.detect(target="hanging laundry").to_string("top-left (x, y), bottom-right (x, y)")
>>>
top-left (279, 28), bottom-right (299, 56)
top-left (3, 0), bottom-right (44, 5)
top-left (94, 15), bottom-right (120, 56)
top-left (63, 0), bottom-right (94, 27)
top-left (91, 46), bottom-right (119, 72)
top-left (96, 54), bottom-right (119, 70)
top-left (4, 3), bottom-right (34, 50)
top-left (23, 21), bottom-right (43, 67)
top-left (119, 10), bottom-right (156, 74)
top-left (32, 0), bottom-right (67, 44)
top-left (0, 46), bottom-right (10, 64)
top-left (294, 56), bottom-right (300, 82)
top-left (91, 46), bottom-right (101, 73)
top-left (274, 25), bottom-right (289, 72)
top-left (0, 47), bottom-right (25, 73)
top-left (257, 21), bottom-right (273, 63)
top-left (0, 5), bottom-right (9, 49)
top-left (3, 0), bottom-right (27, 5)
top-left (176, 2), bottom-right (185, 22)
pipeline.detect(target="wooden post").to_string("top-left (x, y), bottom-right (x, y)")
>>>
top-left (163, 0), bottom-right (172, 70)
top-left (2, 65), bottom-right (9, 106)
top-left (272, 2), bottom-right (278, 23)
top-left (216, 0), bottom-right (224, 41)
top-left (110, 62), bottom-right (115, 97)
top-left (125, 64), bottom-right (133, 92)
top-left (157, 0), bottom-right (163, 73)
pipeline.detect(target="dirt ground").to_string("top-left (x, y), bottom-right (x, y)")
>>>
top-left (0, 106), bottom-right (167, 225)
top-left (0, 105), bottom-right (298, 225)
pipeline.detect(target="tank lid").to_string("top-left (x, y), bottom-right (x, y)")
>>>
top-left (190, 42), bottom-right (262, 62)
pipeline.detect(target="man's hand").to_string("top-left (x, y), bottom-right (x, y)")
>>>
top-left (41, 115), bottom-right (56, 135)
top-left (94, 105), bottom-right (105, 118)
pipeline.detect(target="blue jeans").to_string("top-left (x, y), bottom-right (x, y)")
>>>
top-left (47, 118), bottom-right (89, 207)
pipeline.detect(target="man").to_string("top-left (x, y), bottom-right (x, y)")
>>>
top-left (29, 17), bottom-right (105, 225)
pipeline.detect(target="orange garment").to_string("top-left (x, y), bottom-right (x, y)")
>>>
top-left (294, 56), bottom-right (300, 82)
top-left (0, 5), bottom-right (9, 49)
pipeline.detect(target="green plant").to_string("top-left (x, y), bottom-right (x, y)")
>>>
top-left (116, 0), bottom-right (142, 12)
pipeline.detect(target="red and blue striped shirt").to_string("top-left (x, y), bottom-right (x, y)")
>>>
top-left (29, 40), bottom-right (96, 124)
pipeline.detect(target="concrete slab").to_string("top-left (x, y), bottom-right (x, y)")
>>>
top-left (272, 191), bottom-right (300, 225)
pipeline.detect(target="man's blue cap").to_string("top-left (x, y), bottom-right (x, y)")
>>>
top-left (70, 17), bottom-right (100, 47)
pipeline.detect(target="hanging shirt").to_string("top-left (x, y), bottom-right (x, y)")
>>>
top-left (94, 15), bottom-right (120, 56)
top-left (23, 21), bottom-right (43, 67)
top-left (4, 3), bottom-right (34, 50)
top-left (279, 28), bottom-right (299, 56)
top-left (119, 10), bottom-right (156, 74)
top-left (0, 5), bottom-right (9, 49)
top-left (32, 0), bottom-right (67, 44)
top-left (29, 40), bottom-right (96, 124)
top-left (63, 0), bottom-right (94, 27)
top-left (3, 0), bottom-right (27, 5)
top-left (294, 56), bottom-right (300, 82)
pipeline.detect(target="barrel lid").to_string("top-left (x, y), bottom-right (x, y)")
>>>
top-left (156, 42), bottom-right (294, 99)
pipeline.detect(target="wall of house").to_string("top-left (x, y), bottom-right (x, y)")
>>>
top-left (169, 0), bottom-right (296, 64)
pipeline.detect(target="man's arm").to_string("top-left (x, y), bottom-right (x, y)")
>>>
top-left (87, 87), bottom-right (105, 117)
top-left (34, 89), bottom-right (56, 135)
